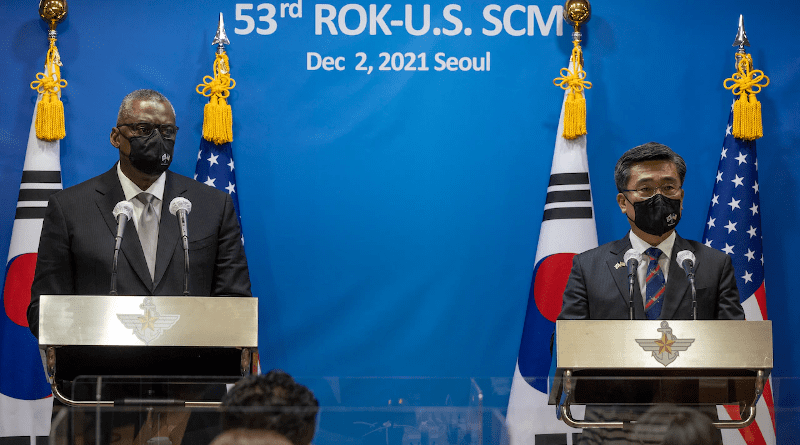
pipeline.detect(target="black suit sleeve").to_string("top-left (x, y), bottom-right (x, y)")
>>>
top-left (28, 194), bottom-right (76, 338)
top-left (558, 254), bottom-right (590, 320)
top-left (716, 253), bottom-right (745, 320)
top-left (211, 193), bottom-right (251, 297)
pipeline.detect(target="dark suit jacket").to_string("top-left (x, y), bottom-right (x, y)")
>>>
top-left (558, 233), bottom-right (744, 321)
top-left (557, 233), bottom-right (742, 444)
top-left (27, 167), bottom-right (252, 338)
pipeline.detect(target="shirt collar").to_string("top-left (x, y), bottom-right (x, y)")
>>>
top-left (629, 230), bottom-right (677, 260)
top-left (116, 162), bottom-right (166, 202)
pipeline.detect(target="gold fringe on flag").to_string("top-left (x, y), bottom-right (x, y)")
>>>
top-left (724, 53), bottom-right (769, 141)
top-left (29, 37), bottom-right (67, 141)
top-left (196, 51), bottom-right (236, 145)
top-left (554, 41), bottom-right (592, 140)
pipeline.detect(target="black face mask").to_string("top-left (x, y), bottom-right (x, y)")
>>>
top-left (125, 129), bottom-right (173, 175)
top-left (626, 193), bottom-right (682, 237)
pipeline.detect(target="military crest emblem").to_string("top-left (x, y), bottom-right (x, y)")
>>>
top-left (635, 321), bottom-right (694, 366)
top-left (117, 297), bottom-right (180, 345)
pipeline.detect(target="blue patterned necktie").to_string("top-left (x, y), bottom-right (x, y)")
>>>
top-left (644, 247), bottom-right (666, 320)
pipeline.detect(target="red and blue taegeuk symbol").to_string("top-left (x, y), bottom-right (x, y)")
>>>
top-left (1, 253), bottom-right (52, 399)
top-left (517, 253), bottom-right (575, 392)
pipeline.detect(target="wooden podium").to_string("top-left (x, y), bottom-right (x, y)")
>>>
top-left (548, 320), bottom-right (772, 429)
top-left (38, 295), bottom-right (258, 407)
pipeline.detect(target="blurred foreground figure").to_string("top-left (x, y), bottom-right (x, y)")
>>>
top-left (221, 370), bottom-right (319, 445)
top-left (635, 405), bottom-right (722, 445)
top-left (211, 429), bottom-right (293, 445)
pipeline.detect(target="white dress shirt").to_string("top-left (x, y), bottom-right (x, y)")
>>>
top-left (116, 162), bottom-right (166, 233)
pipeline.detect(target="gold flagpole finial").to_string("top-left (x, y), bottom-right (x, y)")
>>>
top-left (38, 0), bottom-right (68, 38)
top-left (555, 0), bottom-right (592, 140)
top-left (32, 0), bottom-right (68, 141)
top-left (564, 0), bottom-right (591, 41)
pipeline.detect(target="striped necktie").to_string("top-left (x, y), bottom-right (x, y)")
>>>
top-left (644, 247), bottom-right (666, 320)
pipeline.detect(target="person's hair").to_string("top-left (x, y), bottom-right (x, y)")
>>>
top-left (117, 89), bottom-right (176, 124)
top-left (210, 429), bottom-right (293, 445)
top-left (634, 405), bottom-right (721, 445)
top-left (220, 370), bottom-right (319, 445)
top-left (614, 142), bottom-right (686, 192)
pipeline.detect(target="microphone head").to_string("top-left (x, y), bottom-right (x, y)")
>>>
top-left (623, 249), bottom-right (641, 265)
top-left (676, 250), bottom-right (696, 267)
top-left (112, 201), bottom-right (134, 221)
top-left (169, 197), bottom-right (192, 216)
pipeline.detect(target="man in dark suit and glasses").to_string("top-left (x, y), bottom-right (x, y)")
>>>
top-left (26, 89), bottom-right (251, 444)
top-left (27, 89), bottom-right (251, 336)
top-left (557, 142), bottom-right (744, 444)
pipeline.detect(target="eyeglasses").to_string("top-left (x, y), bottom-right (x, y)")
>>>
top-left (622, 184), bottom-right (682, 199)
top-left (117, 122), bottom-right (179, 139)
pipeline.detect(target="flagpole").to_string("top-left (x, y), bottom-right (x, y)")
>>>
top-left (506, 2), bottom-right (597, 443)
top-left (704, 16), bottom-right (775, 445)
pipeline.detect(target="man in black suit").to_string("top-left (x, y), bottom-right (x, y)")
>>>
top-left (27, 89), bottom-right (251, 338)
top-left (559, 142), bottom-right (743, 321)
top-left (557, 142), bottom-right (743, 444)
top-left (26, 89), bottom-right (251, 444)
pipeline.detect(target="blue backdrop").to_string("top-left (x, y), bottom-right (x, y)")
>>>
top-left (2, 0), bottom-right (799, 438)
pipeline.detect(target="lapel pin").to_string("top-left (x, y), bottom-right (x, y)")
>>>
top-left (614, 261), bottom-right (625, 270)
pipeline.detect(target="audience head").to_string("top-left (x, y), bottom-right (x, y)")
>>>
top-left (635, 405), bottom-right (721, 445)
top-left (210, 429), bottom-right (294, 445)
top-left (220, 370), bottom-right (319, 445)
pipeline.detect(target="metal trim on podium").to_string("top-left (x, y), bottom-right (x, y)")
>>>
top-left (548, 320), bottom-right (772, 429)
top-left (38, 295), bottom-right (258, 407)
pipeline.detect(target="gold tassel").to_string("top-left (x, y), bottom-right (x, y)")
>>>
top-left (197, 52), bottom-right (236, 144)
top-left (564, 91), bottom-right (587, 138)
top-left (724, 54), bottom-right (769, 141)
top-left (30, 38), bottom-right (67, 141)
top-left (554, 42), bottom-right (591, 139)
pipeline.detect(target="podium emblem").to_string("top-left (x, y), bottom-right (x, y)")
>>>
top-left (117, 297), bottom-right (180, 345)
top-left (635, 321), bottom-right (694, 366)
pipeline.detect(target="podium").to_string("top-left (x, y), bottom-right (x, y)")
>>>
top-left (548, 320), bottom-right (772, 429)
top-left (38, 295), bottom-right (258, 407)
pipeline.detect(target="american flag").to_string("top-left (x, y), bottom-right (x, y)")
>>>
top-left (194, 138), bottom-right (243, 236)
top-left (702, 108), bottom-right (776, 445)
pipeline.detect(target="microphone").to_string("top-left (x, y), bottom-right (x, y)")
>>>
top-left (169, 197), bottom-right (192, 296)
top-left (623, 249), bottom-right (641, 320)
top-left (110, 201), bottom-right (134, 296)
top-left (676, 250), bottom-right (696, 276)
top-left (676, 250), bottom-right (698, 320)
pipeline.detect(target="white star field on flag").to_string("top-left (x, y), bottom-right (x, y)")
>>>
top-left (194, 139), bottom-right (244, 234)
top-left (196, 145), bottom-right (236, 197)
top-left (702, 111), bottom-right (765, 311)
top-left (703, 132), bottom-right (779, 445)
